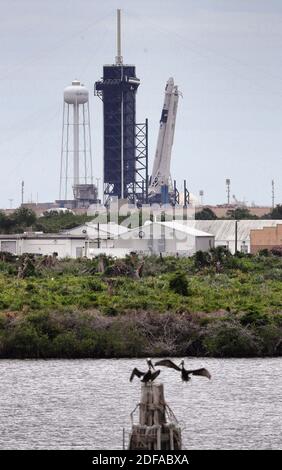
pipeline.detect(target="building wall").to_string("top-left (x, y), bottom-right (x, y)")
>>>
top-left (114, 223), bottom-right (214, 256)
top-left (196, 237), bottom-right (214, 252)
top-left (189, 220), bottom-right (282, 254)
top-left (0, 238), bottom-right (86, 258)
top-left (20, 239), bottom-right (72, 257)
top-left (250, 224), bottom-right (282, 254)
top-left (88, 248), bottom-right (130, 258)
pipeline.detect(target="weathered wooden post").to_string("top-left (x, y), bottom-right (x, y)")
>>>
top-left (128, 382), bottom-right (182, 450)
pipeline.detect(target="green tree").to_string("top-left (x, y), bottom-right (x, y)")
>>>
top-left (0, 211), bottom-right (14, 233)
top-left (12, 207), bottom-right (37, 227)
top-left (36, 212), bottom-right (92, 233)
top-left (264, 204), bottom-right (282, 219)
top-left (226, 207), bottom-right (258, 220)
top-left (195, 208), bottom-right (217, 220)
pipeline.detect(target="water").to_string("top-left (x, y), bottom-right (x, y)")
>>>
top-left (0, 358), bottom-right (281, 450)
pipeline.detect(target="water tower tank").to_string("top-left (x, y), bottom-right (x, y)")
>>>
top-left (64, 80), bottom-right (89, 104)
top-left (59, 79), bottom-right (94, 201)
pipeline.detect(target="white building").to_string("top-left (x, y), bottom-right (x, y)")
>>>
top-left (113, 221), bottom-right (214, 256)
top-left (62, 222), bottom-right (128, 239)
top-left (7, 219), bottom-right (278, 259)
top-left (0, 234), bottom-right (87, 258)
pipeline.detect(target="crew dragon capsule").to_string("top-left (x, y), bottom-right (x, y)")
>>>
top-left (149, 77), bottom-right (180, 202)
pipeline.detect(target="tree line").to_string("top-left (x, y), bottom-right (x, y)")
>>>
top-left (0, 204), bottom-right (281, 234)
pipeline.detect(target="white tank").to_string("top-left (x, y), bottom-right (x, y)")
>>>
top-left (64, 80), bottom-right (89, 104)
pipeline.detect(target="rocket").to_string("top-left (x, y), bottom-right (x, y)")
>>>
top-left (149, 77), bottom-right (180, 197)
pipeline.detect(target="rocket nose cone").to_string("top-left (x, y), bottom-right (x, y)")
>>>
top-left (165, 77), bottom-right (174, 92)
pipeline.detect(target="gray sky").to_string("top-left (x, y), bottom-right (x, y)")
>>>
top-left (0, 0), bottom-right (281, 209)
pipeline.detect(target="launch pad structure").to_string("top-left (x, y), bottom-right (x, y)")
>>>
top-left (55, 9), bottom-right (189, 211)
top-left (94, 10), bottom-right (190, 208)
top-left (95, 10), bottom-right (148, 206)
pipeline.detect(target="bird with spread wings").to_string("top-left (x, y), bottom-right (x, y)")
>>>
top-left (154, 359), bottom-right (211, 382)
top-left (130, 358), bottom-right (160, 383)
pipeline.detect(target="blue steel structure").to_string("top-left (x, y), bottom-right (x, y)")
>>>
top-left (95, 64), bottom-right (147, 203)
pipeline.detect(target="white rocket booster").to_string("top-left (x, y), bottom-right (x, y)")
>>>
top-left (149, 77), bottom-right (180, 197)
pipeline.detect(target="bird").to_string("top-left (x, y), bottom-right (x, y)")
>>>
top-left (154, 359), bottom-right (211, 382)
top-left (130, 358), bottom-right (161, 383)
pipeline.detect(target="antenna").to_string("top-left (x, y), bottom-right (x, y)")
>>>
top-left (199, 190), bottom-right (204, 206)
top-left (21, 180), bottom-right (24, 205)
top-left (115, 9), bottom-right (123, 65)
top-left (272, 179), bottom-right (275, 209)
top-left (226, 178), bottom-right (231, 205)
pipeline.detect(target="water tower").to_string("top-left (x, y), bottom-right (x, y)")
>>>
top-left (59, 80), bottom-right (97, 206)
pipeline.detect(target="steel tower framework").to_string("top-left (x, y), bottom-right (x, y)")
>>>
top-left (94, 10), bottom-right (148, 205)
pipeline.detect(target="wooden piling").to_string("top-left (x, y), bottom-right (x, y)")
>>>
top-left (128, 382), bottom-right (182, 450)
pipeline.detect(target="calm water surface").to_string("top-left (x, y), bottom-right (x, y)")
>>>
top-left (0, 358), bottom-right (281, 450)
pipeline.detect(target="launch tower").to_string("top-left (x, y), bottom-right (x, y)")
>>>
top-left (95, 10), bottom-right (148, 204)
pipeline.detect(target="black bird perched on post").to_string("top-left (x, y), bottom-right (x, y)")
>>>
top-left (130, 358), bottom-right (160, 383)
top-left (154, 359), bottom-right (211, 382)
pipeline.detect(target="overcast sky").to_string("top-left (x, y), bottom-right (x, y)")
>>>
top-left (0, 0), bottom-right (281, 208)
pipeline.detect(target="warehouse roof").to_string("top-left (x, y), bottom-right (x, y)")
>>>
top-left (186, 220), bottom-right (282, 241)
top-left (0, 233), bottom-right (86, 240)
top-left (62, 222), bottom-right (129, 238)
top-left (160, 221), bottom-right (213, 237)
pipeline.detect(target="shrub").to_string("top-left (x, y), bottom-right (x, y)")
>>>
top-left (52, 331), bottom-right (81, 357)
top-left (169, 272), bottom-right (190, 296)
top-left (210, 246), bottom-right (231, 263)
top-left (258, 249), bottom-right (270, 257)
top-left (2, 324), bottom-right (48, 358)
top-left (256, 324), bottom-right (282, 356)
top-left (240, 311), bottom-right (270, 327)
top-left (103, 305), bottom-right (119, 316)
top-left (203, 320), bottom-right (261, 357)
top-left (271, 247), bottom-right (282, 257)
top-left (194, 250), bottom-right (211, 269)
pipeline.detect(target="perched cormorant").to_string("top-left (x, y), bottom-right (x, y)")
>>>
top-left (130, 358), bottom-right (160, 383)
top-left (154, 359), bottom-right (211, 382)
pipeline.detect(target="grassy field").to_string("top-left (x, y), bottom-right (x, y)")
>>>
top-left (0, 250), bottom-right (281, 358)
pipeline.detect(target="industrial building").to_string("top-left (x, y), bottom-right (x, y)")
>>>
top-left (1, 219), bottom-right (282, 259)
top-left (0, 233), bottom-right (87, 258)
top-left (0, 221), bottom-right (214, 259)
top-left (62, 222), bottom-right (129, 238)
top-left (250, 224), bottom-right (282, 254)
top-left (112, 221), bottom-right (214, 256)
top-left (179, 220), bottom-right (282, 254)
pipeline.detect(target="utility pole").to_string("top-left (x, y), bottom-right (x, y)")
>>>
top-left (96, 177), bottom-right (101, 201)
top-left (235, 219), bottom-right (238, 254)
